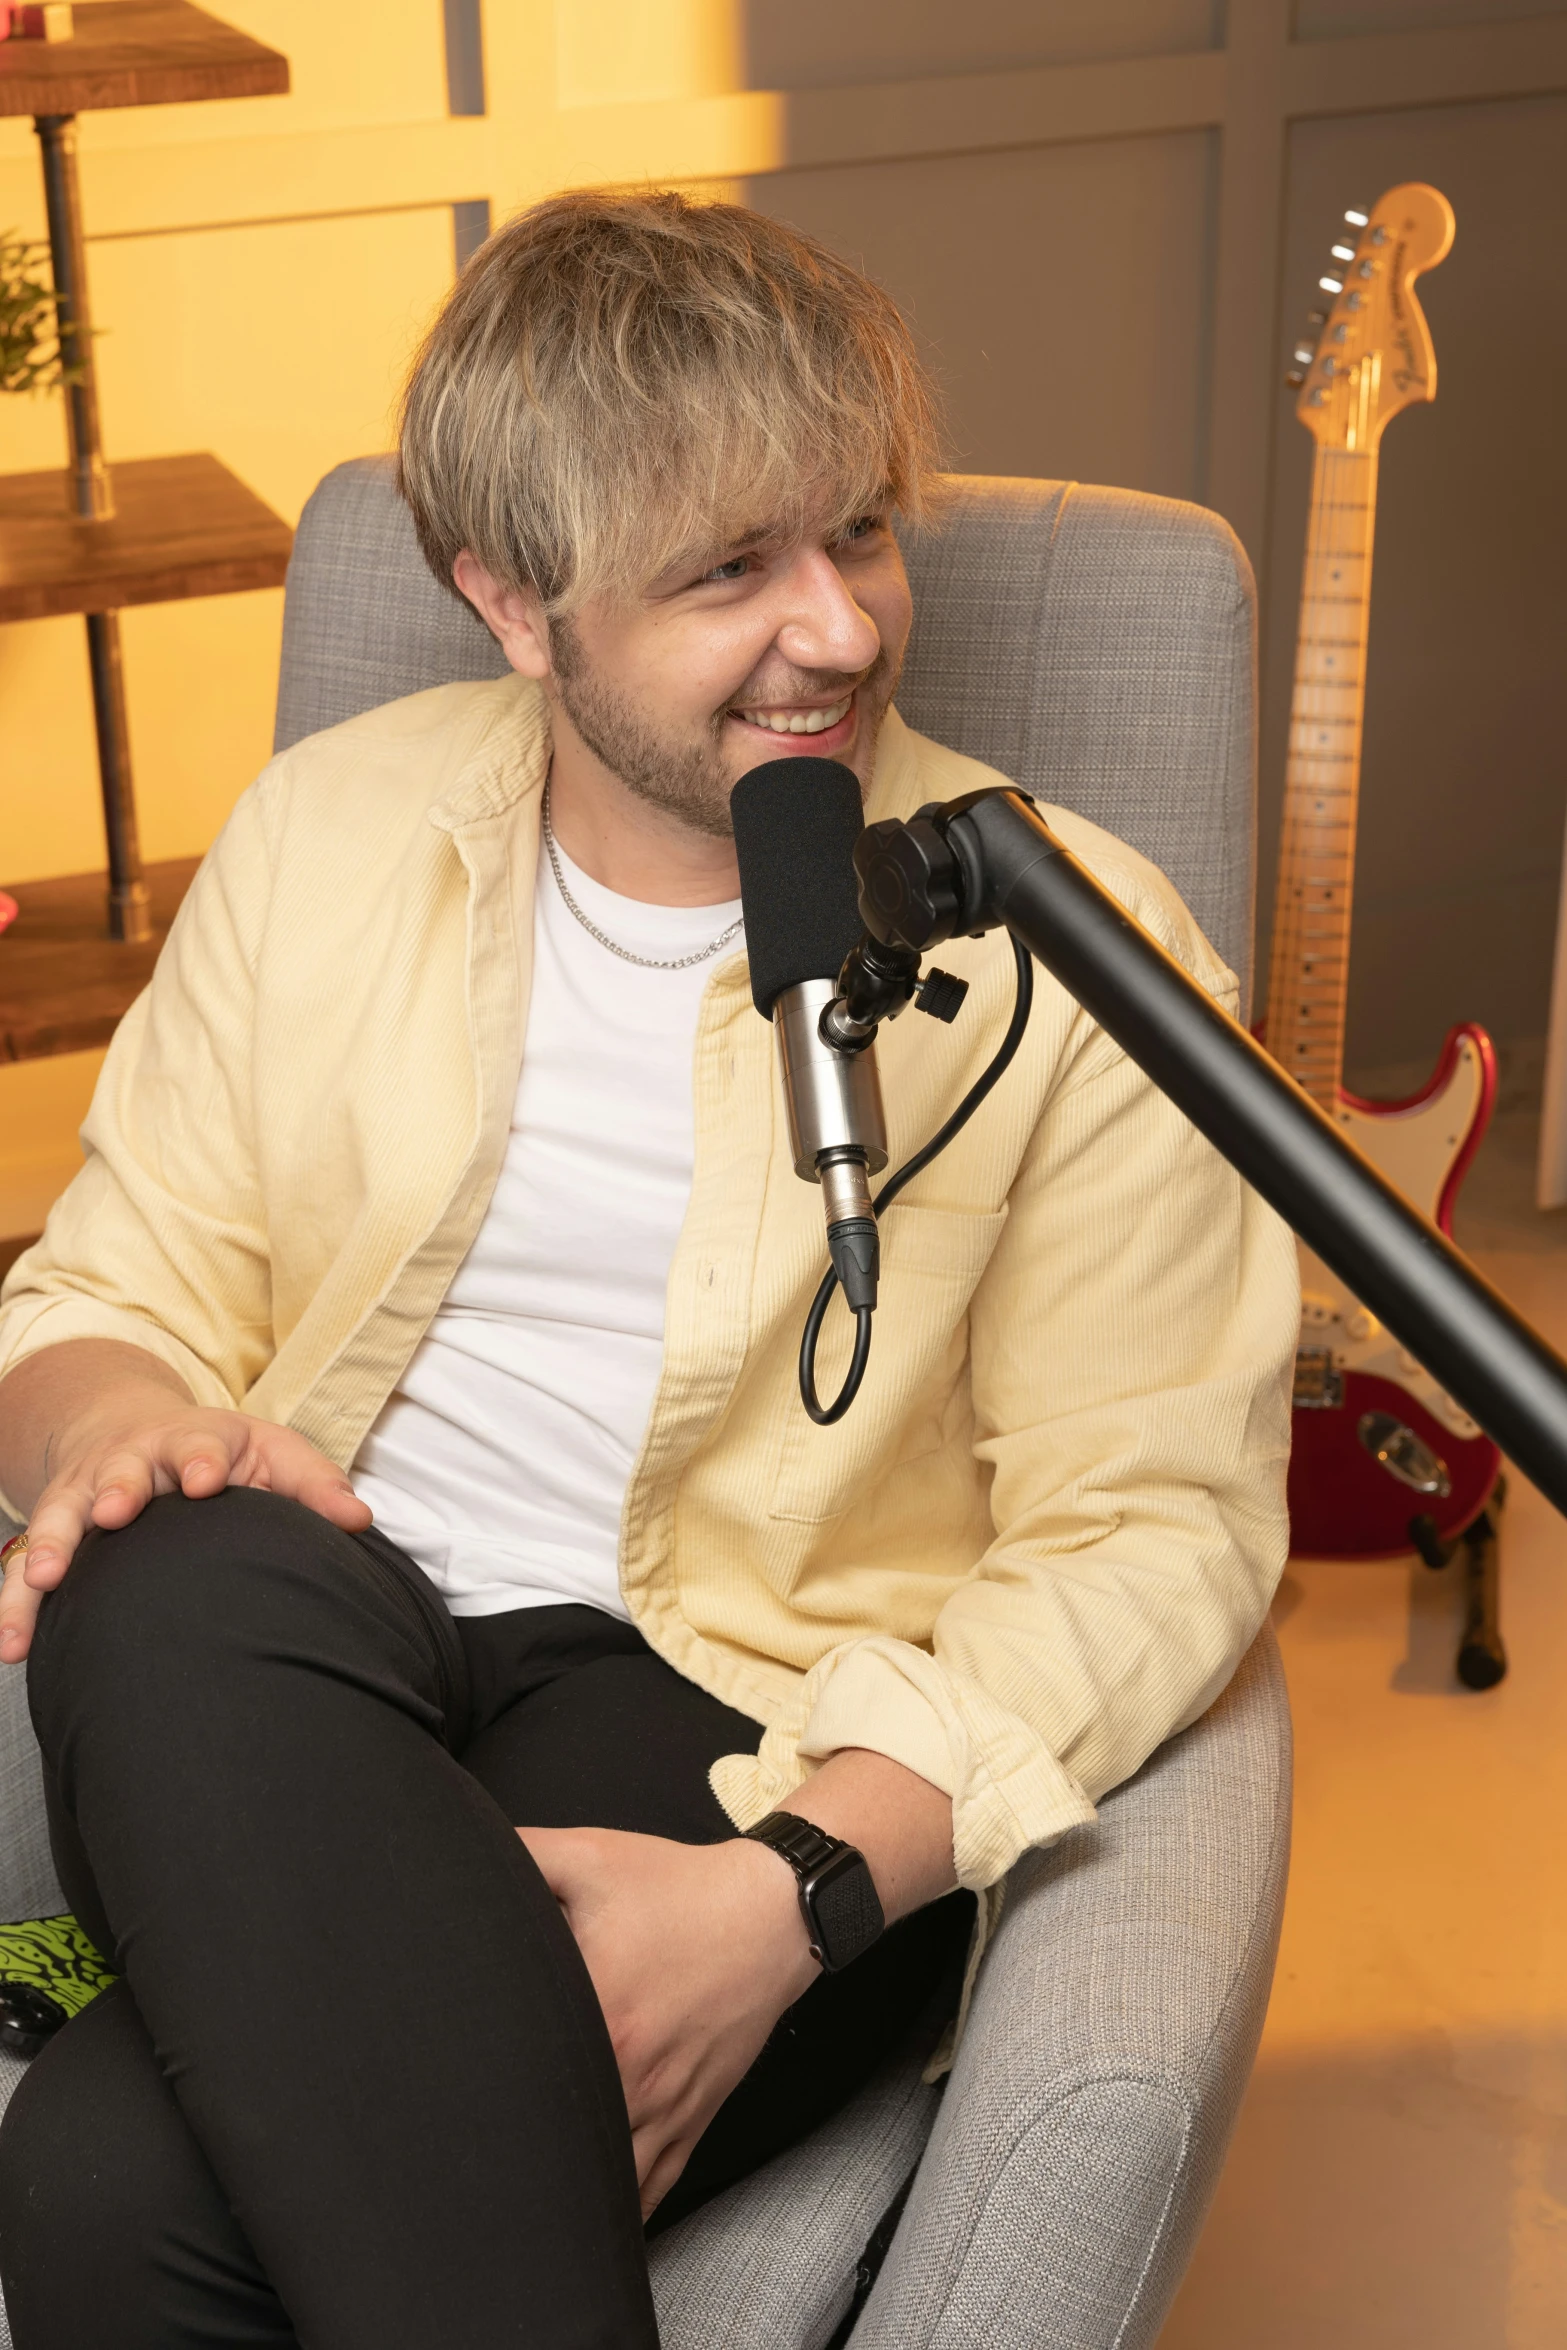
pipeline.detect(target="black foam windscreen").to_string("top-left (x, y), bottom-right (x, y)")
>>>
top-left (730, 758), bottom-right (867, 1018)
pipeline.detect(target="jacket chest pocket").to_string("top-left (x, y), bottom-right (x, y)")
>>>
top-left (770, 1203), bottom-right (1008, 1526)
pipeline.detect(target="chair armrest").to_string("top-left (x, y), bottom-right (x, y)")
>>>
top-left (651, 2036), bottom-right (941, 2350)
top-left (854, 1624), bottom-right (1291, 2350)
top-left (0, 1567), bottom-right (65, 1923)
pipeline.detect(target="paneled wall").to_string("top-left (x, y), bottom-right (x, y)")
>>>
top-left (746, 132), bottom-right (1220, 508)
top-left (729, 1), bottom-right (1567, 1080)
top-left (2, 0), bottom-right (1564, 1236)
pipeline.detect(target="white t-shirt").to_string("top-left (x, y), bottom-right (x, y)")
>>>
top-left (352, 836), bottom-right (742, 1618)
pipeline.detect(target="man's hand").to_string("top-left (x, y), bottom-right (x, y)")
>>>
top-left (518, 1825), bottom-right (817, 2218)
top-left (519, 1747), bottom-right (958, 2216)
top-left (0, 1339), bottom-right (370, 1663)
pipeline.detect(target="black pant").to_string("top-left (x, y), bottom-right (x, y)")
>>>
top-left (0, 1490), bottom-right (972, 2349)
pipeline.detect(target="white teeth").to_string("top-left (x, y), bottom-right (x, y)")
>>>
top-left (735, 697), bottom-right (851, 735)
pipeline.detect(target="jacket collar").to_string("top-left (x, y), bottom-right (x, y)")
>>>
top-left (427, 676), bottom-right (551, 834)
top-left (864, 704), bottom-right (921, 825)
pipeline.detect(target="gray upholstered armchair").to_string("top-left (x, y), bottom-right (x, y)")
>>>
top-left (0, 463), bottom-right (1290, 2350)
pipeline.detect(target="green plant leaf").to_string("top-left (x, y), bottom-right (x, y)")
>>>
top-left (0, 229), bottom-right (85, 397)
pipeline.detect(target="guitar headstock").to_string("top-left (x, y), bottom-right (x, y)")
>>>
top-left (1285, 181), bottom-right (1455, 452)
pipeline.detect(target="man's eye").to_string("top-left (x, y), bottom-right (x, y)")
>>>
top-left (839, 516), bottom-right (880, 545)
top-left (703, 556), bottom-right (750, 583)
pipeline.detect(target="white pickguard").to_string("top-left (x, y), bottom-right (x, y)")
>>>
top-left (1297, 1030), bottom-right (1489, 1439)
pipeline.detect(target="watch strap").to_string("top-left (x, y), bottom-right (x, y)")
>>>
top-left (744, 1810), bottom-right (885, 1972)
top-left (745, 1810), bottom-right (844, 1881)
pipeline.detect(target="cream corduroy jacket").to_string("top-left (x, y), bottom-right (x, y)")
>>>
top-left (0, 679), bottom-right (1299, 1893)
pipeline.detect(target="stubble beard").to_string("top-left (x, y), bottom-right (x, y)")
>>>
top-left (548, 620), bottom-right (900, 840)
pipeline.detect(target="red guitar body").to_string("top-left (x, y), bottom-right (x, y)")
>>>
top-left (1288, 1371), bottom-right (1499, 1559)
top-left (1285, 1023), bottom-right (1501, 1561)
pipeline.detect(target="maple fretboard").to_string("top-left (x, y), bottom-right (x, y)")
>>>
top-left (1265, 442), bottom-right (1379, 1114)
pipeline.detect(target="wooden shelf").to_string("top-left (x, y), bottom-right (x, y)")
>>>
top-left (0, 0), bottom-right (288, 116)
top-left (0, 452), bottom-right (292, 622)
top-left (0, 856), bottom-right (197, 1061)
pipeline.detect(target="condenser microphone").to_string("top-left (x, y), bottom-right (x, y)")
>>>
top-left (731, 757), bottom-right (887, 1319)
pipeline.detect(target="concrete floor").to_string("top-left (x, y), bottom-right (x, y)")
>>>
top-left (1160, 1100), bottom-right (1567, 2347)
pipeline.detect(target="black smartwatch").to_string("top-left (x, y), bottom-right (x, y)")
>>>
top-left (744, 1811), bottom-right (885, 1973)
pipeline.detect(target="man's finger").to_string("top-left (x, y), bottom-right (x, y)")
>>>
top-left (514, 1825), bottom-right (600, 1906)
top-left (635, 2131), bottom-right (693, 2217)
top-left (291, 1461), bottom-right (374, 1530)
top-left (18, 1481), bottom-right (100, 1586)
top-left (162, 1422), bottom-right (241, 1499)
top-left (253, 1428), bottom-right (373, 1530)
top-left (84, 1443), bottom-right (165, 1528)
top-left (0, 1535), bottom-right (42, 1663)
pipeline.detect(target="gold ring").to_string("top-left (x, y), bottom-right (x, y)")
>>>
top-left (0, 1533), bottom-right (29, 1569)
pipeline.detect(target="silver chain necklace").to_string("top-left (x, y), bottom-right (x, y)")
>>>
top-left (540, 780), bottom-right (744, 972)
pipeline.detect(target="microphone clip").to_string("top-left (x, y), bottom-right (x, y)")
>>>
top-left (822, 930), bottom-right (971, 1056)
top-left (819, 799), bottom-right (1005, 1053)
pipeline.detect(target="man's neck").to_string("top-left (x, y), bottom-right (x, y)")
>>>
top-left (545, 738), bottom-right (741, 908)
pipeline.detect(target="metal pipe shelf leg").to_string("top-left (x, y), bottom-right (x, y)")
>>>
top-left (34, 109), bottom-right (151, 944)
top-left (84, 610), bottom-right (150, 943)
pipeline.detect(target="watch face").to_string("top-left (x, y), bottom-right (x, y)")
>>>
top-left (808, 1848), bottom-right (885, 1972)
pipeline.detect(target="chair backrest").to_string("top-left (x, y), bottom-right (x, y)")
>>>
top-left (274, 460), bottom-right (1257, 1004)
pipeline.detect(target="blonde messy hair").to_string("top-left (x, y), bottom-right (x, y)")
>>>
top-left (398, 187), bottom-right (943, 617)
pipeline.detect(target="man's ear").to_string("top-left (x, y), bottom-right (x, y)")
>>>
top-left (453, 551), bottom-right (552, 682)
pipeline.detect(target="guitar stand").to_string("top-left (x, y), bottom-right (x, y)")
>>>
top-left (1409, 1476), bottom-right (1508, 1690)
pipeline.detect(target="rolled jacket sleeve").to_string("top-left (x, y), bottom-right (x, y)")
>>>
top-left (713, 881), bottom-right (1300, 1891)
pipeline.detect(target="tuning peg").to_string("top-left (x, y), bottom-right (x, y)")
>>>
top-left (1319, 273), bottom-right (1343, 294)
top-left (1292, 343), bottom-right (1315, 366)
top-left (1285, 369), bottom-right (1307, 388)
top-left (1307, 309), bottom-right (1327, 328)
top-left (1344, 207), bottom-right (1369, 228)
top-left (1330, 241), bottom-right (1356, 263)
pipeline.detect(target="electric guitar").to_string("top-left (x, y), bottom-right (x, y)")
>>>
top-left (1268, 181), bottom-right (1501, 1560)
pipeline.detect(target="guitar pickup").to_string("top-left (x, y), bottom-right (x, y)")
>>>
top-left (1293, 1347), bottom-right (1344, 1410)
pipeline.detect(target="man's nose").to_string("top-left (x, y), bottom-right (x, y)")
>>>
top-left (773, 548), bottom-right (881, 677)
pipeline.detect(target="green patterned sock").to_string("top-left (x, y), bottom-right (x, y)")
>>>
top-left (0, 1915), bottom-right (117, 2021)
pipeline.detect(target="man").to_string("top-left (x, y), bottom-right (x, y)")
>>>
top-left (0, 191), bottom-right (1296, 2347)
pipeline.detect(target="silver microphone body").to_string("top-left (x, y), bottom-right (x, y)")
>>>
top-left (773, 978), bottom-right (888, 1180)
top-left (772, 978), bottom-right (887, 1308)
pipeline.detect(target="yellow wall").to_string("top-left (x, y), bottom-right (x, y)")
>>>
top-left (0, 0), bottom-right (760, 1237)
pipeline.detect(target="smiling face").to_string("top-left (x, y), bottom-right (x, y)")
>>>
top-left (551, 504), bottom-right (912, 836)
top-left (458, 500), bottom-right (914, 844)
top-left (407, 193), bottom-right (942, 882)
